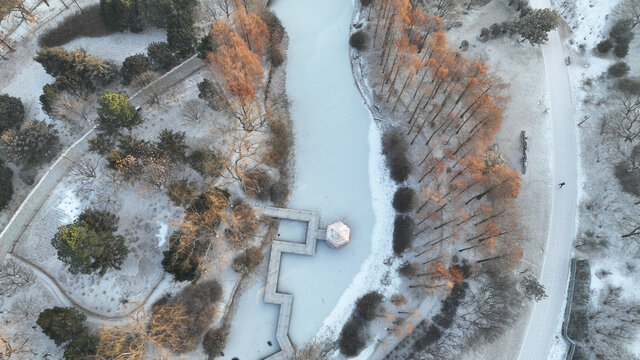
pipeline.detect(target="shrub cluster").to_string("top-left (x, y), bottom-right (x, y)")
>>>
top-left (39, 5), bottom-right (113, 47)
top-left (35, 47), bottom-right (117, 117)
top-left (382, 131), bottom-right (411, 183)
top-left (148, 280), bottom-right (223, 352)
top-left (189, 148), bottom-right (223, 177)
top-left (392, 214), bottom-right (414, 255)
top-left (617, 77), bottom-right (640, 94)
top-left (609, 19), bottom-right (635, 57)
top-left (120, 54), bottom-right (152, 85)
top-left (392, 186), bottom-right (414, 213)
top-left (37, 307), bottom-right (97, 359)
top-left (162, 188), bottom-right (230, 281)
top-left (1, 120), bottom-right (60, 166)
top-left (0, 161), bottom-right (13, 211)
top-left (412, 282), bottom-right (468, 350)
top-left (0, 93), bottom-right (25, 134)
top-left (608, 62), bottom-right (630, 78)
top-left (350, 30), bottom-right (368, 51)
top-left (567, 260), bottom-right (591, 341)
top-left (615, 150), bottom-right (640, 197)
top-left (231, 246), bottom-right (263, 274)
top-left (338, 291), bottom-right (383, 357)
top-left (202, 326), bottom-right (229, 358)
top-left (242, 168), bottom-right (272, 200)
top-left (224, 200), bottom-right (258, 245)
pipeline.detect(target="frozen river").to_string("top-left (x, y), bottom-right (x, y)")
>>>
top-left (224, 0), bottom-right (395, 358)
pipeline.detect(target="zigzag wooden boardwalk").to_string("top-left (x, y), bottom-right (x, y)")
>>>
top-left (255, 206), bottom-right (332, 359)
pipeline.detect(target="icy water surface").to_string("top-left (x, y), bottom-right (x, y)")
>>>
top-left (224, 0), bottom-right (391, 357)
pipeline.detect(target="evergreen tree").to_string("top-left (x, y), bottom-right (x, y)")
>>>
top-left (147, 41), bottom-right (178, 71)
top-left (0, 161), bottom-right (12, 211)
top-left (517, 8), bottom-right (561, 45)
top-left (97, 90), bottom-right (143, 135)
top-left (0, 94), bottom-right (25, 133)
top-left (51, 215), bottom-right (128, 276)
top-left (36, 307), bottom-right (87, 346)
top-left (158, 128), bottom-right (188, 161)
top-left (0, 120), bottom-right (60, 165)
top-left (120, 54), bottom-right (152, 85)
top-left (166, 9), bottom-right (196, 58)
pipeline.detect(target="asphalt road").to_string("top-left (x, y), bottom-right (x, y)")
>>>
top-left (517, 1), bottom-right (579, 359)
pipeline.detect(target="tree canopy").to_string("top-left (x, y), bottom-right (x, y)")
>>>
top-left (97, 90), bottom-right (143, 134)
top-left (517, 8), bottom-right (561, 45)
top-left (51, 209), bottom-right (128, 275)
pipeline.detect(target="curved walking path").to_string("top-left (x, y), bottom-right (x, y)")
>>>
top-left (0, 54), bottom-right (204, 322)
top-left (517, 1), bottom-right (578, 359)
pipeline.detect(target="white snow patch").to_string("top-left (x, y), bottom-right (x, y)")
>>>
top-left (62, 28), bottom-right (166, 63)
top-left (155, 220), bottom-right (168, 247)
top-left (56, 188), bottom-right (81, 223)
top-left (548, 294), bottom-right (569, 360)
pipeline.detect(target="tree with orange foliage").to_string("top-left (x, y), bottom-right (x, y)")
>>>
top-left (232, 5), bottom-right (270, 56)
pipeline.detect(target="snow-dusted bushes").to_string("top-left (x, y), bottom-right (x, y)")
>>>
top-left (338, 291), bottom-right (382, 357)
top-left (203, 326), bottom-right (229, 358)
top-left (381, 131), bottom-right (411, 184)
top-left (392, 215), bottom-right (414, 255)
top-left (349, 30), bottom-right (368, 51)
top-left (392, 187), bottom-right (415, 213)
top-left (0, 161), bottom-right (13, 210)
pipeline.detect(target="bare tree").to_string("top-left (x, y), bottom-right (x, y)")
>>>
top-left (0, 259), bottom-right (35, 296)
top-left (51, 91), bottom-right (96, 124)
top-left (69, 156), bottom-right (101, 196)
top-left (9, 294), bottom-right (40, 320)
top-left (603, 94), bottom-right (640, 143)
top-left (613, 0), bottom-right (640, 29)
top-left (0, 331), bottom-right (29, 359)
top-left (589, 286), bottom-right (640, 359)
top-left (182, 99), bottom-right (205, 123)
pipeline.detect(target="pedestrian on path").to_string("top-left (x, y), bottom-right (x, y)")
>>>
top-left (559, 182), bottom-right (565, 188)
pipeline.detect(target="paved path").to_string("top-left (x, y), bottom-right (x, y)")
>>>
top-left (256, 205), bottom-right (337, 360)
top-left (517, 1), bottom-right (579, 359)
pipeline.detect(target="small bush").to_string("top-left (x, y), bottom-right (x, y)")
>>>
top-left (181, 279), bottom-right (223, 314)
top-left (0, 94), bottom-right (25, 133)
top-left (147, 42), bottom-right (178, 72)
top-left (608, 62), bottom-right (630, 78)
top-left (0, 162), bottom-right (13, 211)
top-left (615, 160), bottom-right (640, 197)
top-left (617, 77), bottom-right (640, 94)
top-left (567, 308), bottom-right (588, 341)
top-left (490, 23), bottom-right (502, 38)
top-left (39, 5), bottom-right (113, 47)
top-left (203, 326), bottom-right (229, 358)
top-left (231, 246), bottom-right (263, 273)
top-left (242, 169), bottom-right (272, 200)
top-left (225, 200), bottom-right (258, 245)
top-left (596, 39), bottom-right (613, 53)
top-left (614, 42), bottom-right (630, 57)
top-left (338, 318), bottom-right (366, 357)
top-left (259, 9), bottom-right (285, 46)
top-left (189, 149), bottom-right (223, 177)
top-left (120, 54), bottom-right (152, 85)
top-left (265, 115), bottom-right (293, 172)
top-left (398, 261), bottom-right (416, 277)
top-left (392, 215), bottom-right (414, 255)
top-left (392, 187), bottom-right (414, 213)
top-left (349, 30), bottom-right (368, 51)
top-left (412, 324), bottom-right (441, 350)
top-left (355, 292), bottom-right (383, 321)
top-left (270, 181), bottom-right (290, 207)
top-left (479, 27), bottom-right (490, 42)
top-left (381, 131), bottom-right (411, 183)
top-left (267, 45), bottom-right (284, 67)
top-left (168, 180), bottom-right (197, 207)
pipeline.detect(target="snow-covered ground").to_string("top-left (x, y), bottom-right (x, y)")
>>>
top-left (553, 0), bottom-right (640, 357)
top-left (62, 28), bottom-right (166, 63)
top-left (225, 0), bottom-right (398, 357)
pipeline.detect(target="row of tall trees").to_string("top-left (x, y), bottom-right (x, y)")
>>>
top-left (368, 0), bottom-right (524, 291)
